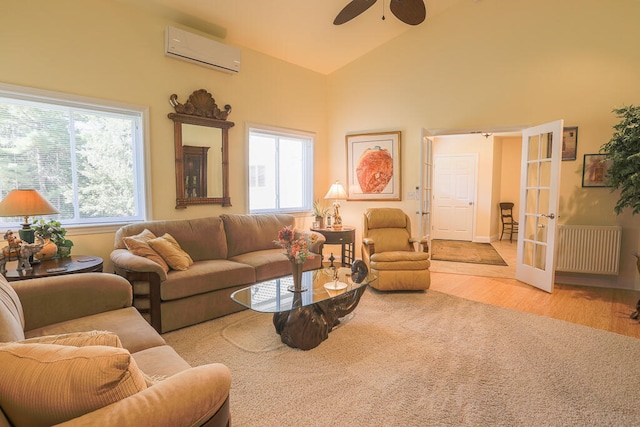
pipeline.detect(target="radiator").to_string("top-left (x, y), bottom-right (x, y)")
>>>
top-left (556, 225), bottom-right (622, 275)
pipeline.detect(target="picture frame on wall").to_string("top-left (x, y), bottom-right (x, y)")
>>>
top-left (562, 126), bottom-right (578, 161)
top-left (582, 153), bottom-right (612, 187)
top-left (346, 131), bottom-right (401, 201)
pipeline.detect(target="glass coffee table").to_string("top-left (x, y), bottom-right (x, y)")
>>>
top-left (231, 267), bottom-right (376, 350)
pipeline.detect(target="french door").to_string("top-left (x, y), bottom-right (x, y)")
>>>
top-left (515, 120), bottom-right (563, 293)
top-left (419, 132), bottom-right (433, 244)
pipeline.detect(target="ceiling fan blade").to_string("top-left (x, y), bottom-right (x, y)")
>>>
top-left (334, 0), bottom-right (378, 25)
top-left (389, 0), bottom-right (426, 25)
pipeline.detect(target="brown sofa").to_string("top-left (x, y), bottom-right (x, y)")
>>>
top-left (0, 272), bottom-right (230, 426)
top-left (111, 213), bottom-right (324, 333)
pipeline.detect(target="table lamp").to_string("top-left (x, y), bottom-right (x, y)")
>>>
top-left (324, 181), bottom-right (347, 230)
top-left (0, 189), bottom-right (59, 244)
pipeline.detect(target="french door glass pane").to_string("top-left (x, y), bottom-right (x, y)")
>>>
top-left (528, 135), bottom-right (540, 160)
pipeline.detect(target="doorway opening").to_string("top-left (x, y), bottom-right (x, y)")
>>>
top-left (425, 130), bottom-right (523, 280)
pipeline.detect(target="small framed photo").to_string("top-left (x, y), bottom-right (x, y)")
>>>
top-left (562, 126), bottom-right (578, 161)
top-left (582, 153), bottom-right (612, 187)
top-left (346, 131), bottom-right (401, 201)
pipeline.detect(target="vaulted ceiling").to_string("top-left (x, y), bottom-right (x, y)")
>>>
top-left (120, 0), bottom-right (468, 74)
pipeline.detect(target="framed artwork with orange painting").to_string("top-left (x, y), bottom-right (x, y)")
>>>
top-left (345, 131), bottom-right (401, 201)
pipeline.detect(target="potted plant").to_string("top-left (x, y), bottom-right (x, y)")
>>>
top-left (313, 199), bottom-right (329, 228)
top-left (32, 219), bottom-right (74, 258)
top-left (601, 105), bottom-right (640, 284)
top-left (600, 105), bottom-right (640, 215)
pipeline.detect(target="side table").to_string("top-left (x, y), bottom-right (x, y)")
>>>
top-left (3, 255), bottom-right (104, 282)
top-left (311, 226), bottom-right (356, 267)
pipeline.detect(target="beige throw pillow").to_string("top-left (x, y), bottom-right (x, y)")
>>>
top-left (21, 331), bottom-right (160, 388)
top-left (0, 342), bottom-right (147, 426)
top-left (19, 330), bottom-right (122, 348)
top-left (123, 229), bottom-right (170, 273)
top-left (148, 233), bottom-right (194, 271)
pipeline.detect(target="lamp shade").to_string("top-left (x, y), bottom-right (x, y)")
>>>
top-left (324, 181), bottom-right (347, 200)
top-left (0, 189), bottom-right (59, 220)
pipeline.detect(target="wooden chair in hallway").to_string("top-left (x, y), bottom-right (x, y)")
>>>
top-left (499, 202), bottom-right (519, 243)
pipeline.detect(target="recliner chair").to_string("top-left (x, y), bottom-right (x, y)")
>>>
top-left (361, 208), bottom-right (431, 291)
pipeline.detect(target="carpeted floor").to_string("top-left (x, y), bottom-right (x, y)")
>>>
top-left (431, 239), bottom-right (508, 266)
top-left (163, 289), bottom-right (640, 426)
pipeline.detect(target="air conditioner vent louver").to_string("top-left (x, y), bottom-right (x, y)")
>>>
top-left (165, 26), bottom-right (240, 74)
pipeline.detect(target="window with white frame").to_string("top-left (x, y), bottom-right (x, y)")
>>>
top-left (0, 83), bottom-right (148, 228)
top-left (248, 125), bottom-right (314, 214)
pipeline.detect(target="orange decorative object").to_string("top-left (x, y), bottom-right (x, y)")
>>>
top-left (35, 238), bottom-right (58, 261)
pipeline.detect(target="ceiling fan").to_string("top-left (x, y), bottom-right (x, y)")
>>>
top-left (334, 0), bottom-right (426, 26)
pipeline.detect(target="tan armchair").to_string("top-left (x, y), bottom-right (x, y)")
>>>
top-left (362, 208), bottom-right (431, 291)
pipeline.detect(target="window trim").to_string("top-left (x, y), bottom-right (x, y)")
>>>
top-left (0, 82), bottom-right (152, 229)
top-left (246, 122), bottom-right (314, 215)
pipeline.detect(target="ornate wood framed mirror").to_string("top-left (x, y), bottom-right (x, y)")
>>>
top-left (168, 89), bottom-right (234, 209)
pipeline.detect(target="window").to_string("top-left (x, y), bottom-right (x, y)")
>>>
top-left (0, 83), bottom-right (148, 229)
top-left (248, 125), bottom-right (314, 214)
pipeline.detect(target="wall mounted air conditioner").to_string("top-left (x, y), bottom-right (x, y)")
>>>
top-left (165, 26), bottom-right (241, 74)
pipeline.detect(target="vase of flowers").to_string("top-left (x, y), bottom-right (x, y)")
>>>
top-left (275, 225), bottom-right (316, 292)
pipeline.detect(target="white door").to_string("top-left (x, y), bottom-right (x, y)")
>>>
top-left (516, 120), bottom-right (563, 293)
top-left (432, 154), bottom-right (476, 241)
top-left (419, 132), bottom-right (433, 246)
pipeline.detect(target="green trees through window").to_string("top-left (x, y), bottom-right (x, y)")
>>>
top-left (0, 85), bottom-right (147, 227)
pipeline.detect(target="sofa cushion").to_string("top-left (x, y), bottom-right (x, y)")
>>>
top-left (0, 342), bottom-right (147, 426)
top-left (229, 249), bottom-right (292, 282)
top-left (370, 251), bottom-right (431, 270)
top-left (0, 274), bottom-right (25, 342)
top-left (25, 307), bottom-right (166, 355)
top-left (220, 213), bottom-right (294, 257)
top-left (114, 217), bottom-right (228, 262)
top-left (366, 228), bottom-right (413, 253)
top-left (123, 229), bottom-right (170, 273)
top-left (19, 330), bottom-right (122, 347)
top-left (160, 260), bottom-right (256, 301)
top-left (365, 208), bottom-right (409, 229)
top-left (149, 233), bottom-right (194, 271)
top-left (131, 344), bottom-right (192, 378)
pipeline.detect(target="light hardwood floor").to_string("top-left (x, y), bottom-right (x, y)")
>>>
top-left (429, 240), bottom-right (640, 339)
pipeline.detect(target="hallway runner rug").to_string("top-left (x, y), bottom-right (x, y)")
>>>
top-left (430, 239), bottom-right (508, 266)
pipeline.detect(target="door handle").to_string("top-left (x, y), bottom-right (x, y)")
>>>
top-left (468, 202), bottom-right (473, 206)
top-left (541, 213), bottom-right (556, 219)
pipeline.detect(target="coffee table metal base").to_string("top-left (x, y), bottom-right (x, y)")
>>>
top-left (272, 284), bottom-right (367, 350)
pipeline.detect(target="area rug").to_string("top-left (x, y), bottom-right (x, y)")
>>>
top-left (163, 290), bottom-right (640, 426)
top-left (431, 239), bottom-right (508, 266)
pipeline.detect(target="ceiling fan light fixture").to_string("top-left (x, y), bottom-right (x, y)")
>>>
top-left (334, 0), bottom-right (426, 26)
top-left (389, 0), bottom-right (426, 26)
top-left (333, 0), bottom-right (378, 25)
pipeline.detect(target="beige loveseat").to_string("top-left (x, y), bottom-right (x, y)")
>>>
top-left (111, 213), bottom-right (324, 333)
top-left (0, 273), bottom-right (230, 426)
